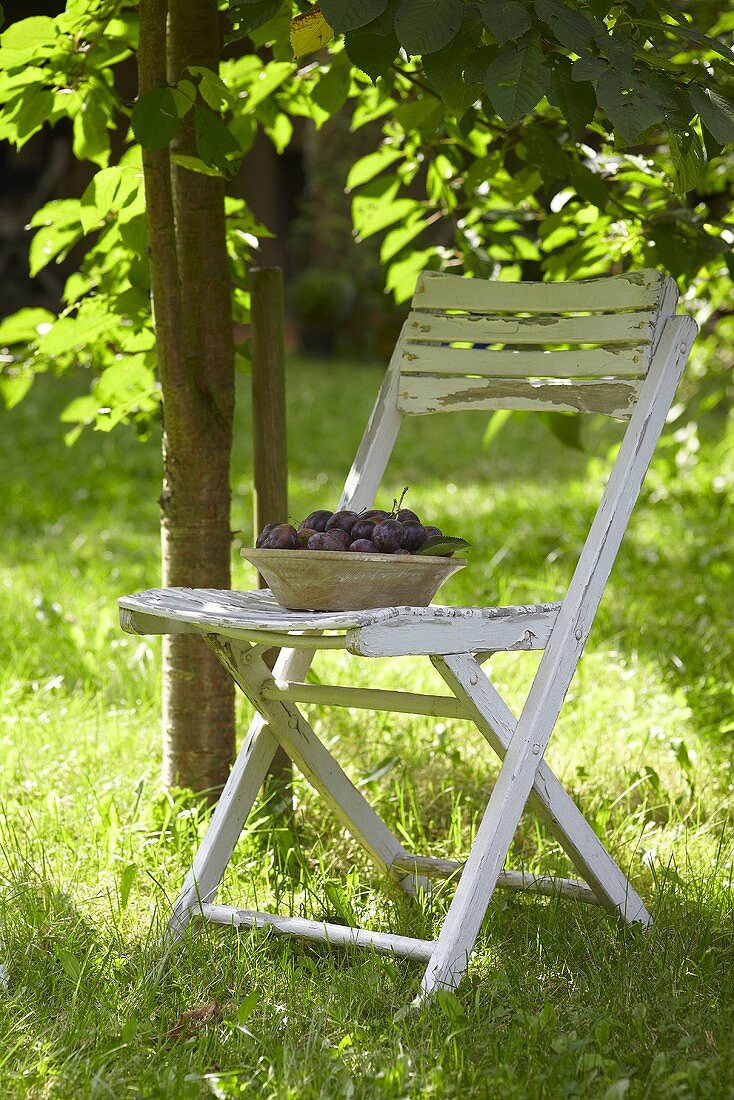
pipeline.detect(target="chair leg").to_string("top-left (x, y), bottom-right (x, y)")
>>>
top-left (167, 648), bottom-right (314, 938)
top-left (421, 653), bottom-right (650, 997)
top-left (167, 716), bottom-right (279, 939)
top-left (435, 654), bottom-right (651, 926)
top-left (207, 635), bottom-right (426, 895)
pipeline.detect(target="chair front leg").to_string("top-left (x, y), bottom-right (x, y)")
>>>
top-left (167, 645), bottom-right (314, 939)
top-left (420, 659), bottom-right (577, 996)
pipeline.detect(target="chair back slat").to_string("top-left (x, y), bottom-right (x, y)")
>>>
top-left (400, 345), bottom-right (650, 380)
top-left (398, 376), bottom-right (640, 419)
top-left (404, 309), bottom-right (656, 346)
top-left (414, 269), bottom-right (666, 313)
top-left (396, 268), bottom-right (676, 421)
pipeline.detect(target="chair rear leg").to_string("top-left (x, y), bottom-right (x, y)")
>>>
top-left (435, 654), bottom-right (651, 926)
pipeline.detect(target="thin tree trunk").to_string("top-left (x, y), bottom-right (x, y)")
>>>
top-left (139, 0), bottom-right (236, 797)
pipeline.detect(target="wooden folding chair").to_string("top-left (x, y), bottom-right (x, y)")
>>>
top-left (119, 269), bottom-right (697, 998)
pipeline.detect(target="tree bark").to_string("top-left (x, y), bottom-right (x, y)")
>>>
top-left (139, 0), bottom-right (236, 797)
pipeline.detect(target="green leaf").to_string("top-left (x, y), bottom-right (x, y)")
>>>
top-left (236, 990), bottom-right (260, 1025)
top-left (414, 535), bottom-right (471, 557)
top-left (319, 0), bottom-right (388, 33)
top-left (131, 88), bottom-right (184, 151)
top-left (312, 64), bottom-right (351, 115)
top-left (569, 163), bottom-right (608, 209)
top-left (79, 166), bottom-right (141, 232)
top-left (346, 145), bottom-right (404, 190)
top-left (669, 129), bottom-right (705, 193)
top-left (352, 193), bottom-right (417, 239)
top-left (0, 16), bottom-right (55, 50)
top-left (0, 369), bottom-right (34, 410)
top-left (394, 0), bottom-right (462, 55)
top-left (548, 57), bottom-right (596, 132)
top-left (596, 71), bottom-right (664, 143)
top-left (689, 85), bottom-right (734, 146)
top-left (229, 0), bottom-right (283, 33)
top-left (484, 45), bottom-right (550, 126)
top-left (635, 19), bottom-right (734, 73)
top-left (72, 99), bottom-right (110, 168)
top-left (386, 247), bottom-right (434, 302)
top-left (344, 11), bottom-right (398, 79)
top-left (55, 948), bottom-right (82, 984)
top-left (480, 0), bottom-right (531, 47)
top-left (534, 0), bottom-right (594, 48)
top-left (170, 153), bottom-right (224, 177)
top-left (29, 220), bottom-right (84, 277)
top-left (523, 126), bottom-right (571, 182)
top-left (482, 408), bottom-right (515, 448)
top-left (422, 16), bottom-right (481, 89)
top-left (0, 307), bottom-right (54, 346)
top-left (542, 411), bottom-right (584, 451)
top-left (188, 65), bottom-right (234, 111)
top-left (6, 86), bottom-right (54, 146)
top-left (571, 56), bottom-right (606, 82)
top-left (380, 211), bottom-right (429, 262)
top-left (243, 61), bottom-right (295, 111)
top-left (194, 106), bottom-right (241, 176)
top-left (120, 863), bottom-right (136, 908)
top-left (118, 214), bottom-right (148, 256)
top-left (38, 313), bottom-right (115, 357)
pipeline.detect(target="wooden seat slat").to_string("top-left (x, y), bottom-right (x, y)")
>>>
top-left (118, 587), bottom-right (561, 635)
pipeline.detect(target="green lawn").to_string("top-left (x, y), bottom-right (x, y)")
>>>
top-left (1, 359), bottom-right (733, 1099)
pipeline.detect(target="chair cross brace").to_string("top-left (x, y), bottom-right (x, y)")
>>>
top-left (167, 635), bottom-right (650, 995)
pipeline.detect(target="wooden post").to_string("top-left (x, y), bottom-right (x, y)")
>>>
top-left (250, 266), bottom-right (292, 818)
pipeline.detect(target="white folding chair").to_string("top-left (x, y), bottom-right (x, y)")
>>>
top-left (119, 269), bottom-right (697, 998)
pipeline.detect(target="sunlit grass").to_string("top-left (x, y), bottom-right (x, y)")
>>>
top-left (0, 360), bottom-right (732, 1097)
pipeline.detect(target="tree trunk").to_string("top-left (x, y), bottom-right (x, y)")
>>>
top-left (138, 0), bottom-right (235, 797)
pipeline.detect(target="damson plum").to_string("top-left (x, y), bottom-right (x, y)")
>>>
top-left (350, 518), bottom-right (375, 542)
top-left (423, 525), bottom-right (443, 540)
top-left (392, 548), bottom-right (412, 556)
top-left (348, 539), bottom-right (380, 553)
top-left (264, 523), bottom-right (298, 549)
top-left (325, 510), bottom-right (359, 535)
top-left (307, 531), bottom-right (348, 551)
top-left (400, 522), bottom-right (426, 551)
top-left (256, 522), bottom-right (279, 548)
top-left (362, 509), bottom-right (389, 522)
top-left (301, 510), bottom-right (333, 532)
top-left (397, 508), bottom-right (420, 524)
top-left (330, 529), bottom-right (351, 549)
top-left (296, 528), bottom-right (318, 548)
top-left (372, 519), bottom-right (403, 553)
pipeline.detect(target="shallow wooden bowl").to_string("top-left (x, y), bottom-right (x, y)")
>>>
top-left (240, 548), bottom-right (467, 611)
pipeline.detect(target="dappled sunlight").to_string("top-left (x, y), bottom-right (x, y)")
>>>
top-left (2, 360), bottom-right (733, 1097)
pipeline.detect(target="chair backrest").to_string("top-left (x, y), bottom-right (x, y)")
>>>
top-left (397, 269), bottom-right (676, 420)
top-left (339, 269), bottom-right (696, 768)
top-left (339, 269), bottom-right (686, 516)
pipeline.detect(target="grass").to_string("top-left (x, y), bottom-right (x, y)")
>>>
top-left (0, 358), bottom-right (733, 1098)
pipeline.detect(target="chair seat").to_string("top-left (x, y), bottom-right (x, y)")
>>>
top-left (118, 586), bottom-right (560, 644)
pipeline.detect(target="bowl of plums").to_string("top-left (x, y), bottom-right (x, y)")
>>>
top-left (242, 490), bottom-right (469, 612)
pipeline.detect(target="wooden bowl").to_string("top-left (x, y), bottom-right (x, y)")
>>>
top-left (240, 548), bottom-right (467, 611)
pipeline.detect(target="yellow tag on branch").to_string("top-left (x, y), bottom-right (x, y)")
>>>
top-left (290, 5), bottom-right (334, 59)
